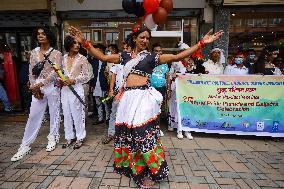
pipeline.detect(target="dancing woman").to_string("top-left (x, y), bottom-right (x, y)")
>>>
top-left (69, 26), bottom-right (223, 187)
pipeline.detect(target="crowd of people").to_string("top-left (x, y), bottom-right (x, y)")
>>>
top-left (1, 24), bottom-right (282, 188)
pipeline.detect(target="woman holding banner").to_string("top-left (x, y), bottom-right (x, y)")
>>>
top-left (69, 25), bottom-right (223, 188)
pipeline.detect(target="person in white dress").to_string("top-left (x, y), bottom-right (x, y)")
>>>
top-left (168, 43), bottom-right (193, 140)
top-left (11, 27), bottom-right (62, 162)
top-left (61, 35), bottom-right (90, 149)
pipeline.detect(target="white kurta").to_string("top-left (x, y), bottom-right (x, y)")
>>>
top-left (202, 59), bottom-right (224, 75)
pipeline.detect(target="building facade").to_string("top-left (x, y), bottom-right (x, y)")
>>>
top-left (212, 0), bottom-right (284, 59)
top-left (0, 0), bottom-right (53, 61)
top-left (56, 0), bottom-right (207, 52)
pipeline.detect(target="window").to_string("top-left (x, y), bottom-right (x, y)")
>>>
top-left (247, 19), bottom-right (254, 27)
top-left (105, 32), bottom-right (119, 45)
top-left (92, 29), bottom-right (102, 43)
top-left (232, 19), bottom-right (242, 27)
top-left (82, 32), bottom-right (91, 41)
top-left (255, 19), bottom-right (267, 27)
top-left (123, 29), bottom-right (132, 41)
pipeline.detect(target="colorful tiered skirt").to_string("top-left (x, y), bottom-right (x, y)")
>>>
top-left (114, 86), bottom-right (169, 186)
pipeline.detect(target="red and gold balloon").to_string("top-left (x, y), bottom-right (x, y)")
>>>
top-left (122, 0), bottom-right (173, 31)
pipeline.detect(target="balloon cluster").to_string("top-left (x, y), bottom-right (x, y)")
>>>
top-left (122, 0), bottom-right (173, 31)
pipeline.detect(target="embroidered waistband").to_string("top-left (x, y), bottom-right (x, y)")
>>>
top-left (130, 69), bottom-right (151, 77)
top-left (125, 85), bottom-right (149, 91)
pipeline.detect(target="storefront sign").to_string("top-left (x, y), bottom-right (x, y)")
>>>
top-left (176, 74), bottom-right (284, 137)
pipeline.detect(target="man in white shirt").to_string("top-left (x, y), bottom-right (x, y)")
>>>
top-left (224, 52), bottom-right (249, 75)
top-left (203, 48), bottom-right (224, 74)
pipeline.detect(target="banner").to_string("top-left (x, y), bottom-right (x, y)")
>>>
top-left (176, 74), bottom-right (284, 137)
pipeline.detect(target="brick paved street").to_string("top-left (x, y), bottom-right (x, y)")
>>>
top-left (0, 114), bottom-right (284, 189)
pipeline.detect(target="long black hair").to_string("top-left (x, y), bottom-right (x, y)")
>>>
top-left (255, 45), bottom-right (279, 74)
top-left (31, 26), bottom-right (57, 49)
top-left (127, 27), bottom-right (151, 49)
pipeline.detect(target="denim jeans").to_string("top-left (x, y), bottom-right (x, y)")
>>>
top-left (0, 83), bottom-right (11, 111)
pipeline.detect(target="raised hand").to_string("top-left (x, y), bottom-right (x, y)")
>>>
top-left (202, 29), bottom-right (224, 44)
top-left (68, 26), bottom-right (85, 44)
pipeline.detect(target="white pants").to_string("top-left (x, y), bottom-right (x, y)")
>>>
top-left (108, 99), bottom-right (118, 136)
top-left (61, 84), bottom-right (86, 141)
top-left (21, 83), bottom-right (60, 146)
top-left (94, 95), bottom-right (110, 121)
top-left (169, 81), bottom-right (182, 132)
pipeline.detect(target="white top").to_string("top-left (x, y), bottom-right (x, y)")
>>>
top-left (29, 47), bottom-right (62, 86)
top-left (110, 64), bottom-right (124, 90)
top-left (93, 60), bottom-right (104, 97)
top-left (170, 61), bottom-right (186, 75)
top-left (62, 53), bottom-right (89, 84)
top-left (224, 65), bottom-right (249, 75)
top-left (202, 59), bottom-right (224, 75)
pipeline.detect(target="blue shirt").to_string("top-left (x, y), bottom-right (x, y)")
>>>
top-left (150, 64), bottom-right (169, 88)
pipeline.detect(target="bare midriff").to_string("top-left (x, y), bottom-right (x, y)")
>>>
top-left (126, 74), bottom-right (149, 87)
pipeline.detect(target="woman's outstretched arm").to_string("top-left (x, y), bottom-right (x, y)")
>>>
top-left (68, 26), bottom-right (120, 64)
top-left (159, 29), bottom-right (224, 64)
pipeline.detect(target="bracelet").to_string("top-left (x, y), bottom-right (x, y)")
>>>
top-left (197, 39), bottom-right (205, 49)
top-left (83, 40), bottom-right (92, 49)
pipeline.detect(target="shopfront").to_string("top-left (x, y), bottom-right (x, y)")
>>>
top-left (57, 0), bottom-right (205, 52)
top-left (62, 17), bottom-right (199, 52)
top-left (222, 0), bottom-right (284, 55)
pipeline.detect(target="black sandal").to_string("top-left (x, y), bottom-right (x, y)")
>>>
top-left (62, 139), bottom-right (76, 149)
top-left (73, 140), bottom-right (83, 149)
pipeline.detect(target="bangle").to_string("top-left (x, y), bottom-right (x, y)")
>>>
top-left (83, 40), bottom-right (92, 49)
top-left (197, 39), bottom-right (205, 49)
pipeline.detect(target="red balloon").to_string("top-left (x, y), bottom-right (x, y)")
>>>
top-left (160, 0), bottom-right (173, 13)
top-left (143, 0), bottom-right (159, 14)
top-left (153, 7), bottom-right (168, 24)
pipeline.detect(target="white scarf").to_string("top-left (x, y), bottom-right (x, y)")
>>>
top-left (123, 50), bottom-right (148, 79)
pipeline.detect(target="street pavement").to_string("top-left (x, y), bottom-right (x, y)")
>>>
top-left (0, 113), bottom-right (284, 189)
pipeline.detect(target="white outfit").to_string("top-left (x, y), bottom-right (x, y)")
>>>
top-left (168, 61), bottom-right (186, 131)
top-left (61, 53), bottom-right (89, 141)
top-left (21, 47), bottom-right (62, 146)
top-left (108, 64), bottom-right (124, 136)
top-left (168, 61), bottom-right (193, 139)
top-left (224, 65), bottom-right (249, 75)
top-left (111, 64), bottom-right (124, 90)
top-left (203, 59), bottom-right (224, 74)
top-left (93, 60), bottom-right (110, 121)
top-left (273, 67), bottom-right (283, 75)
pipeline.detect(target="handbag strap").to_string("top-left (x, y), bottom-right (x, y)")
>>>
top-left (43, 48), bottom-right (54, 61)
